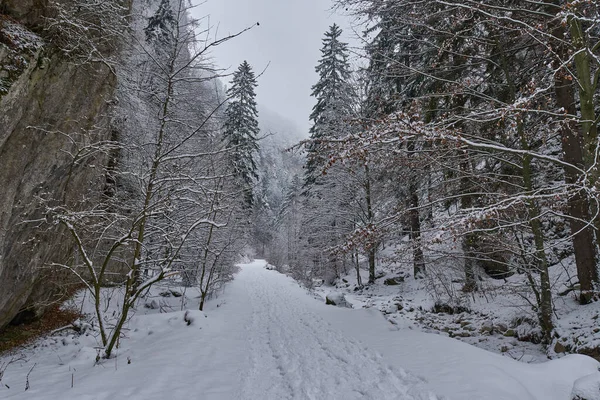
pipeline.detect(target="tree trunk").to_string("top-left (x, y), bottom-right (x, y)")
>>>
top-left (199, 293), bottom-right (206, 311)
top-left (461, 234), bottom-right (478, 292)
top-left (500, 41), bottom-right (553, 332)
top-left (408, 182), bottom-right (425, 278)
top-left (354, 251), bottom-right (362, 287)
top-left (365, 164), bottom-right (377, 284)
top-left (553, 31), bottom-right (598, 304)
top-left (569, 16), bottom-right (600, 256)
top-left (519, 118), bottom-right (554, 341)
top-left (459, 155), bottom-right (478, 292)
top-left (368, 249), bottom-right (376, 284)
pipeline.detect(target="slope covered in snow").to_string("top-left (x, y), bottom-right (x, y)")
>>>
top-left (1, 260), bottom-right (598, 399)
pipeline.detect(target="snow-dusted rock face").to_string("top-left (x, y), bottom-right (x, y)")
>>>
top-left (1, 0), bottom-right (47, 27)
top-left (0, 1), bottom-right (127, 329)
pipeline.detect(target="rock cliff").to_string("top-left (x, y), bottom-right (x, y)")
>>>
top-left (0, 0), bottom-right (125, 329)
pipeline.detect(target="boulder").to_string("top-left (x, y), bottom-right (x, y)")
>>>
top-left (144, 300), bottom-right (159, 310)
top-left (480, 320), bottom-right (493, 334)
top-left (374, 270), bottom-right (386, 279)
top-left (384, 276), bottom-right (404, 285)
top-left (432, 302), bottom-right (471, 315)
top-left (159, 289), bottom-right (183, 298)
top-left (325, 293), bottom-right (352, 308)
top-left (555, 341), bottom-right (567, 354)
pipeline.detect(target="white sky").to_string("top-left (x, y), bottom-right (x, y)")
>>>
top-left (191, 0), bottom-right (359, 136)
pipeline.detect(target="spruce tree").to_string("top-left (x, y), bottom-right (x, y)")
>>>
top-left (305, 24), bottom-right (355, 187)
top-left (298, 24), bottom-right (358, 283)
top-left (223, 60), bottom-right (260, 206)
top-left (363, 7), bottom-right (404, 119)
top-left (144, 0), bottom-right (176, 45)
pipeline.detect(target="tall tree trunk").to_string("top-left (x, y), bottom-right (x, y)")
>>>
top-left (552, 22), bottom-right (599, 304)
top-left (354, 251), bottom-right (363, 288)
top-left (519, 118), bottom-right (554, 342)
top-left (365, 164), bottom-right (377, 283)
top-left (498, 40), bottom-right (553, 332)
top-left (368, 249), bottom-right (376, 284)
top-left (569, 16), bottom-right (600, 253)
top-left (408, 182), bottom-right (425, 278)
top-left (459, 155), bottom-right (478, 292)
top-left (569, 17), bottom-right (599, 180)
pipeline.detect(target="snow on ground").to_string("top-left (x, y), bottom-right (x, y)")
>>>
top-left (316, 246), bottom-right (600, 365)
top-left (1, 260), bottom-right (598, 400)
top-left (326, 309), bottom-right (599, 399)
top-left (324, 269), bottom-right (553, 363)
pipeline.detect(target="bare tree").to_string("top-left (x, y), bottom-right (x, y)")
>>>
top-left (33, 0), bottom-right (254, 358)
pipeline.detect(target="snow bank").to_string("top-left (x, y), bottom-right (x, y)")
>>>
top-left (572, 372), bottom-right (600, 400)
top-left (321, 305), bottom-right (600, 400)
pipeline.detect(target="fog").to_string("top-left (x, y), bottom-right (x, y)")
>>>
top-left (192, 0), bottom-right (358, 137)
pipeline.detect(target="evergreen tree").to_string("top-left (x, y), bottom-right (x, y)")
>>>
top-left (305, 24), bottom-right (355, 186)
top-left (297, 25), bottom-right (359, 283)
top-left (144, 0), bottom-right (176, 45)
top-left (362, 6), bottom-right (405, 119)
top-left (223, 60), bottom-right (260, 206)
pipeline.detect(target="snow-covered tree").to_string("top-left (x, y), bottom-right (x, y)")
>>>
top-left (293, 24), bottom-right (362, 283)
top-left (144, 0), bottom-right (176, 45)
top-left (305, 24), bottom-right (355, 187)
top-left (223, 60), bottom-right (260, 206)
top-left (320, 0), bottom-right (599, 343)
top-left (37, 0), bottom-right (253, 358)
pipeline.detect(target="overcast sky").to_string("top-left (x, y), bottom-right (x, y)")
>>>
top-left (192, 0), bottom-right (358, 136)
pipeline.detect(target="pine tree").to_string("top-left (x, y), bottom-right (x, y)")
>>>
top-left (223, 60), bottom-right (260, 206)
top-left (296, 25), bottom-right (359, 283)
top-left (363, 6), bottom-right (404, 119)
top-left (305, 24), bottom-right (355, 187)
top-left (144, 0), bottom-right (176, 45)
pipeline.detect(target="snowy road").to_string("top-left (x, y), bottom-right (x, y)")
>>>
top-left (229, 261), bottom-right (435, 400)
top-left (3, 259), bottom-right (599, 400)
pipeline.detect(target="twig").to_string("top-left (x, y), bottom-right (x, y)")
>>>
top-left (24, 363), bottom-right (36, 391)
top-left (0, 355), bottom-right (26, 389)
top-left (50, 325), bottom-right (77, 335)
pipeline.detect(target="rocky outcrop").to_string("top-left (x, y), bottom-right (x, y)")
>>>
top-left (0, 1), bottom-right (48, 28)
top-left (325, 293), bottom-right (352, 308)
top-left (0, 1), bottom-right (123, 329)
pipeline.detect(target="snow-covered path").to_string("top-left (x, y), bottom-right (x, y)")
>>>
top-left (3, 259), bottom-right (599, 400)
top-left (230, 261), bottom-right (434, 400)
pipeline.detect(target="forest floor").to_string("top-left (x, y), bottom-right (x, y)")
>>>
top-left (1, 260), bottom-right (599, 399)
top-left (309, 250), bottom-right (600, 366)
top-left (314, 267), bottom-right (553, 363)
